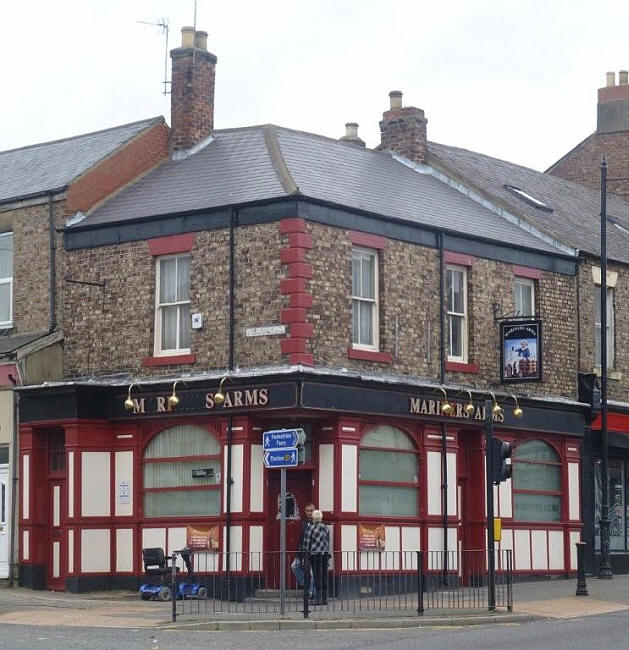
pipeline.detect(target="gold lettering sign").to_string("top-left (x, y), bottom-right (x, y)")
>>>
top-left (205, 388), bottom-right (268, 411)
top-left (409, 398), bottom-right (504, 422)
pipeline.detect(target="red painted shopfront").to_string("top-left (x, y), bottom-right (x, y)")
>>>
top-left (17, 373), bottom-right (585, 591)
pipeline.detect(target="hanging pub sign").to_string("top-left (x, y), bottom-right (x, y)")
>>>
top-left (500, 320), bottom-right (542, 383)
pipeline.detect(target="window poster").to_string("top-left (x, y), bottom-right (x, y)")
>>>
top-left (186, 524), bottom-right (220, 551)
top-left (358, 523), bottom-right (386, 551)
top-left (500, 320), bottom-right (542, 382)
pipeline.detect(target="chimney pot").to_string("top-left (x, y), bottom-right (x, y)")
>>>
top-left (389, 90), bottom-right (403, 109)
top-left (181, 26), bottom-right (195, 48)
top-left (620, 70), bottom-right (629, 85)
top-left (606, 71), bottom-right (616, 87)
top-left (345, 122), bottom-right (358, 138)
top-left (195, 30), bottom-right (208, 50)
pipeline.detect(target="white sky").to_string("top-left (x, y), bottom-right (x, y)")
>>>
top-left (3, 0), bottom-right (629, 171)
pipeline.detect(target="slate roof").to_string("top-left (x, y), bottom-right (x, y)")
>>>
top-left (0, 331), bottom-right (48, 356)
top-left (72, 124), bottom-right (565, 256)
top-left (0, 118), bottom-right (162, 204)
top-left (428, 142), bottom-right (629, 265)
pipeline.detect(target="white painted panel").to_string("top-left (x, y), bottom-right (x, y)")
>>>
top-left (531, 530), bottom-right (547, 570)
top-left (500, 528), bottom-right (513, 551)
top-left (142, 527), bottom-right (166, 559)
top-left (341, 445), bottom-right (357, 512)
top-left (401, 527), bottom-right (421, 570)
top-left (427, 527), bottom-right (443, 569)
top-left (68, 529), bottom-right (74, 573)
top-left (193, 549), bottom-right (221, 573)
top-left (22, 530), bottom-right (29, 561)
top-left (52, 541), bottom-right (60, 578)
top-left (427, 451), bottom-right (441, 516)
top-left (116, 529), bottom-right (133, 573)
top-left (383, 526), bottom-right (400, 570)
top-left (499, 479), bottom-right (512, 518)
top-left (168, 527), bottom-right (187, 571)
top-left (448, 528), bottom-right (459, 571)
top-left (53, 485), bottom-right (60, 527)
top-left (231, 445), bottom-right (244, 513)
top-left (114, 451), bottom-right (133, 517)
top-left (493, 484), bottom-right (499, 516)
top-left (548, 530), bottom-right (564, 570)
top-left (327, 524), bottom-right (334, 571)
top-left (223, 525), bottom-right (242, 571)
top-left (68, 452), bottom-right (74, 518)
top-left (318, 444), bottom-right (334, 512)
top-left (570, 531), bottom-right (581, 570)
top-left (446, 453), bottom-right (457, 516)
top-left (249, 526), bottom-right (263, 571)
top-left (514, 529), bottom-right (531, 570)
top-left (568, 463), bottom-right (580, 521)
top-left (22, 455), bottom-right (29, 520)
top-left (249, 445), bottom-right (264, 512)
top-left (341, 525), bottom-right (356, 570)
top-left (81, 452), bottom-right (110, 517)
top-left (81, 529), bottom-right (110, 573)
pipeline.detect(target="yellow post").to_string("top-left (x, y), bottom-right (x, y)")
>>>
top-left (494, 517), bottom-right (502, 542)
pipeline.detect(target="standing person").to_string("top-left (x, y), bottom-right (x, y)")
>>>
top-left (291, 502), bottom-right (315, 596)
top-left (302, 509), bottom-right (330, 605)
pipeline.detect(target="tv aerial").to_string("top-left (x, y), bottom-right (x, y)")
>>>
top-left (138, 18), bottom-right (171, 95)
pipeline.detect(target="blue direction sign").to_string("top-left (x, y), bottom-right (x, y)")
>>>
top-left (264, 448), bottom-right (299, 468)
top-left (262, 428), bottom-right (305, 451)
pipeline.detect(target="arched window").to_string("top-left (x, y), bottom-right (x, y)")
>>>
top-left (513, 440), bottom-right (561, 522)
top-left (358, 425), bottom-right (418, 517)
top-left (143, 425), bottom-right (221, 518)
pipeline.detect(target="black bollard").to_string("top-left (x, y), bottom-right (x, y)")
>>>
top-left (575, 542), bottom-right (588, 596)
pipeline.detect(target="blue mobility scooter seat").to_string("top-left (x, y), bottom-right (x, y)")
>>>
top-left (139, 547), bottom-right (179, 601)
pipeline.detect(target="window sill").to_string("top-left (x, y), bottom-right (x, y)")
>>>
top-left (142, 353), bottom-right (197, 367)
top-left (445, 360), bottom-right (480, 374)
top-left (347, 347), bottom-right (392, 364)
top-left (594, 366), bottom-right (622, 381)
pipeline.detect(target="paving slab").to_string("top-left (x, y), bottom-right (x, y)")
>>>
top-left (515, 597), bottom-right (629, 619)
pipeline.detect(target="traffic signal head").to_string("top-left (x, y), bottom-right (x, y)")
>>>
top-left (492, 438), bottom-right (512, 485)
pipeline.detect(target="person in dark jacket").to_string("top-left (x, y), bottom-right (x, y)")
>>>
top-left (302, 509), bottom-right (330, 605)
top-left (291, 502), bottom-right (315, 596)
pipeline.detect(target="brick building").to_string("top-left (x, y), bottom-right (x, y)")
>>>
top-left (546, 70), bottom-right (629, 571)
top-left (11, 29), bottom-right (629, 590)
top-left (0, 117), bottom-right (170, 581)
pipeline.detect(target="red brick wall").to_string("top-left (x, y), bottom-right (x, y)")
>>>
top-left (548, 131), bottom-right (629, 201)
top-left (67, 120), bottom-right (170, 212)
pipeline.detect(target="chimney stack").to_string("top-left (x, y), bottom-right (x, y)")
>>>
top-left (597, 70), bottom-right (629, 134)
top-left (377, 90), bottom-right (427, 164)
top-left (339, 122), bottom-right (366, 147)
top-left (170, 26), bottom-right (217, 152)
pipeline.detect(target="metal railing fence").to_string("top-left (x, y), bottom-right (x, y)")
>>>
top-left (164, 548), bottom-right (512, 621)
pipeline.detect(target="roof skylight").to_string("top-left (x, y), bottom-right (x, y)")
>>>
top-left (504, 185), bottom-right (553, 212)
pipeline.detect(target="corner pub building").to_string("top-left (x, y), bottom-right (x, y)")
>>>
top-left (16, 28), bottom-right (588, 591)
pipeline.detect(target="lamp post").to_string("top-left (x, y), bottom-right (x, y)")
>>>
top-left (484, 398), bottom-right (496, 611)
top-left (599, 158), bottom-right (613, 579)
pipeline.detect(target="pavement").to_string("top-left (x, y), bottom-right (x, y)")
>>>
top-left (0, 573), bottom-right (627, 631)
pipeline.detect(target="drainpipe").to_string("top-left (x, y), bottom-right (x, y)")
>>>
top-left (48, 193), bottom-right (56, 332)
top-left (8, 374), bottom-right (19, 587)
top-left (225, 208), bottom-right (236, 582)
top-left (438, 232), bottom-right (448, 578)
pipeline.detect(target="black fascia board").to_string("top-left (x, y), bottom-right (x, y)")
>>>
top-left (64, 196), bottom-right (575, 274)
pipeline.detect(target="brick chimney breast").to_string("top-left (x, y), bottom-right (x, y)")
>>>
top-left (597, 70), bottom-right (629, 134)
top-left (377, 90), bottom-right (427, 164)
top-left (170, 26), bottom-right (217, 152)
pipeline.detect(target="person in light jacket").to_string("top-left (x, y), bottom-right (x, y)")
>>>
top-left (302, 509), bottom-right (330, 605)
